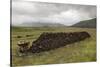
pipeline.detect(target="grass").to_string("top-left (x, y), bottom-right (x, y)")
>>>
top-left (11, 27), bottom-right (96, 66)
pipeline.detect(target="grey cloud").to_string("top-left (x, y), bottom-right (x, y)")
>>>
top-left (12, 1), bottom-right (69, 17)
top-left (12, 0), bottom-right (96, 26)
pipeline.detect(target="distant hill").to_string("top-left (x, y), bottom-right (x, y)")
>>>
top-left (72, 18), bottom-right (96, 28)
top-left (13, 22), bottom-right (66, 27)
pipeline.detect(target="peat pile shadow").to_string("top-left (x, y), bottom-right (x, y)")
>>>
top-left (29, 31), bottom-right (90, 53)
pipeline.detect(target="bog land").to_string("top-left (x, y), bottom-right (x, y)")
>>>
top-left (11, 27), bottom-right (96, 66)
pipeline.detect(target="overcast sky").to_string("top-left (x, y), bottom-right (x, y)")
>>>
top-left (12, 0), bottom-right (96, 26)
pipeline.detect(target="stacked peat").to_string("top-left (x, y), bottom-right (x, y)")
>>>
top-left (29, 31), bottom-right (90, 53)
top-left (17, 41), bottom-right (30, 53)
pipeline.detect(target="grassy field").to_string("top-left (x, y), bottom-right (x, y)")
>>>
top-left (11, 27), bottom-right (96, 66)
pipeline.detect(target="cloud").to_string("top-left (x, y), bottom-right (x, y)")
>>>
top-left (12, 0), bottom-right (96, 26)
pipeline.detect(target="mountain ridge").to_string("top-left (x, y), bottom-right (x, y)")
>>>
top-left (12, 22), bottom-right (66, 27)
top-left (71, 18), bottom-right (96, 28)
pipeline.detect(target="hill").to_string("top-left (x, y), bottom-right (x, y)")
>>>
top-left (72, 18), bottom-right (96, 28)
top-left (13, 22), bottom-right (66, 27)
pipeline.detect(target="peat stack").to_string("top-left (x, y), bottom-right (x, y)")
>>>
top-left (29, 31), bottom-right (90, 53)
top-left (17, 40), bottom-right (30, 53)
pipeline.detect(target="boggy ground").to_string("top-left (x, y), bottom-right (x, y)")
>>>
top-left (11, 27), bottom-right (96, 66)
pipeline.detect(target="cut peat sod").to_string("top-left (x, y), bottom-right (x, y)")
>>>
top-left (29, 31), bottom-right (90, 53)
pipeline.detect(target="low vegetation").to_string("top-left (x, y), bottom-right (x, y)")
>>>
top-left (11, 27), bottom-right (96, 66)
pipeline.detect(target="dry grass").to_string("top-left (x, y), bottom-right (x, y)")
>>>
top-left (11, 27), bottom-right (96, 66)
